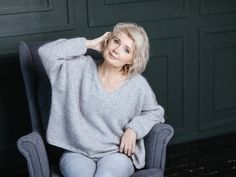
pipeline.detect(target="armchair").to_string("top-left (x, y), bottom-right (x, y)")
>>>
top-left (17, 40), bottom-right (174, 177)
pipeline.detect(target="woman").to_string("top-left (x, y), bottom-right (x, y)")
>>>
top-left (38, 22), bottom-right (165, 177)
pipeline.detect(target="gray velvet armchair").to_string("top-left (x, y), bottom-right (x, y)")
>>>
top-left (17, 40), bottom-right (174, 177)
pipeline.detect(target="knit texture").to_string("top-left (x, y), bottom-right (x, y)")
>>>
top-left (38, 37), bottom-right (165, 169)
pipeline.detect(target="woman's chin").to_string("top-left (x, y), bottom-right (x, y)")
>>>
top-left (103, 58), bottom-right (123, 69)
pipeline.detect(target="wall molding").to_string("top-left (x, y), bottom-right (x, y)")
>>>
top-left (200, 0), bottom-right (236, 15)
top-left (0, 0), bottom-right (53, 15)
top-left (87, 0), bottom-right (189, 27)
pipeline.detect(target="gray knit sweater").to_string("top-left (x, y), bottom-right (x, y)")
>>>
top-left (38, 37), bottom-right (165, 169)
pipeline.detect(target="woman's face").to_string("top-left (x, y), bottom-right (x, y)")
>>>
top-left (103, 32), bottom-right (135, 69)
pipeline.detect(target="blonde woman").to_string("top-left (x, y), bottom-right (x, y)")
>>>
top-left (38, 22), bottom-right (165, 177)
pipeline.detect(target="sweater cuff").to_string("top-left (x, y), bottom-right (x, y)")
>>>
top-left (67, 37), bottom-right (87, 57)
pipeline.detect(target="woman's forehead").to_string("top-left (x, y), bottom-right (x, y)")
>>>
top-left (114, 32), bottom-right (135, 49)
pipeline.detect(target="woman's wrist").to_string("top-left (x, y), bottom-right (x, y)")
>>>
top-left (85, 40), bottom-right (93, 49)
top-left (85, 32), bottom-right (110, 52)
top-left (85, 39), bottom-right (100, 51)
top-left (126, 128), bottom-right (137, 137)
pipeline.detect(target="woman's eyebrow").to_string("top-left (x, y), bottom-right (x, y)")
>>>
top-left (115, 36), bottom-right (132, 50)
top-left (114, 36), bottom-right (121, 42)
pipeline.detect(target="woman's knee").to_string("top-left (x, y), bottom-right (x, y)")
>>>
top-left (59, 152), bottom-right (96, 177)
top-left (95, 153), bottom-right (134, 177)
top-left (95, 172), bottom-right (114, 177)
top-left (95, 167), bottom-right (134, 177)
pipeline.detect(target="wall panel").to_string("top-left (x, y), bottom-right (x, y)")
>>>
top-left (144, 37), bottom-right (184, 134)
top-left (0, 0), bottom-right (52, 14)
top-left (199, 25), bottom-right (236, 131)
top-left (0, 0), bottom-right (75, 56)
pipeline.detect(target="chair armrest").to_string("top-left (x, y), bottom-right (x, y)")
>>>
top-left (17, 132), bottom-right (50, 177)
top-left (144, 123), bottom-right (174, 171)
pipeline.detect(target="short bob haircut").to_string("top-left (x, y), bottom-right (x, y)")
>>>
top-left (101, 22), bottom-right (150, 78)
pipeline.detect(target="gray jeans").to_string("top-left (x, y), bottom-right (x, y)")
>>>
top-left (59, 151), bottom-right (135, 177)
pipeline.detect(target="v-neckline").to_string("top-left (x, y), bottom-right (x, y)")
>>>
top-left (94, 63), bottom-right (131, 96)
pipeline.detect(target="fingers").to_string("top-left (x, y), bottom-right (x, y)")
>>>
top-left (119, 138), bottom-right (135, 157)
top-left (99, 32), bottom-right (111, 42)
top-left (101, 32), bottom-right (111, 45)
top-left (103, 32), bottom-right (111, 38)
top-left (127, 142), bottom-right (135, 157)
top-left (119, 141), bottom-right (125, 153)
top-left (128, 141), bottom-right (135, 156)
top-left (88, 32), bottom-right (111, 52)
top-left (127, 143), bottom-right (134, 157)
top-left (119, 128), bottom-right (137, 157)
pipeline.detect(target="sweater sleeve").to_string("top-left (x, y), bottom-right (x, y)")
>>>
top-left (38, 37), bottom-right (87, 83)
top-left (125, 79), bottom-right (165, 139)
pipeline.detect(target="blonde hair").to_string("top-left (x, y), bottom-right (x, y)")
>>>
top-left (101, 22), bottom-right (150, 78)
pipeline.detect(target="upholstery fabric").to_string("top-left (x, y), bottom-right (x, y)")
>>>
top-left (17, 132), bottom-right (50, 177)
top-left (145, 123), bottom-right (174, 171)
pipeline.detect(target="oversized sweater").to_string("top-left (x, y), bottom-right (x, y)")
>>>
top-left (38, 37), bottom-right (165, 169)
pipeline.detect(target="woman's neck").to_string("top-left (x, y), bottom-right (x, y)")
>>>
top-left (98, 61), bottom-right (126, 81)
top-left (97, 61), bottom-right (129, 93)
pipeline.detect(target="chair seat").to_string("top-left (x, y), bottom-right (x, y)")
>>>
top-left (51, 163), bottom-right (163, 177)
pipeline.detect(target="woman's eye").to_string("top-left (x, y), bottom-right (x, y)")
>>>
top-left (125, 48), bottom-right (130, 53)
top-left (114, 39), bottom-right (119, 44)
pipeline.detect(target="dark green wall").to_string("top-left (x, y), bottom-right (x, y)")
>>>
top-left (1, 0), bottom-right (236, 175)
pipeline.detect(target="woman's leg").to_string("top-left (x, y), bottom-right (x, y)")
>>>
top-left (59, 152), bottom-right (96, 177)
top-left (94, 153), bottom-right (134, 177)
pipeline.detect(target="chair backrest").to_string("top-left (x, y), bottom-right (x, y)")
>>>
top-left (19, 40), bottom-right (103, 165)
top-left (19, 41), bottom-right (102, 136)
top-left (19, 41), bottom-right (51, 135)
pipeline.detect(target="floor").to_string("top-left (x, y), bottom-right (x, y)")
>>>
top-left (165, 132), bottom-right (236, 177)
top-left (7, 131), bottom-right (236, 177)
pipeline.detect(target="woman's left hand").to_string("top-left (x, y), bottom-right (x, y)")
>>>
top-left (85, 32), bottom-right (111, 52)
top-left (119, 128), bottom-right (137, 157)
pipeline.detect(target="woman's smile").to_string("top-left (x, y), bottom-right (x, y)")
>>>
top-left (109, 51), bottom-right (118, 60)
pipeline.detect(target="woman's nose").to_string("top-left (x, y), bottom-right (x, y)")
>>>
top-left (113, 45), bottom-right (121, 54)
top-left (113, 48), bottom-right (118, 54)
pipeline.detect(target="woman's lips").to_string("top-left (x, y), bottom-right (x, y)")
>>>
top-left (109, 52), bottom-right (118, 60)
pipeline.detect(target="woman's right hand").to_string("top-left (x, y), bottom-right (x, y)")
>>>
top-left (85, 32), bottom-right (111, 52)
